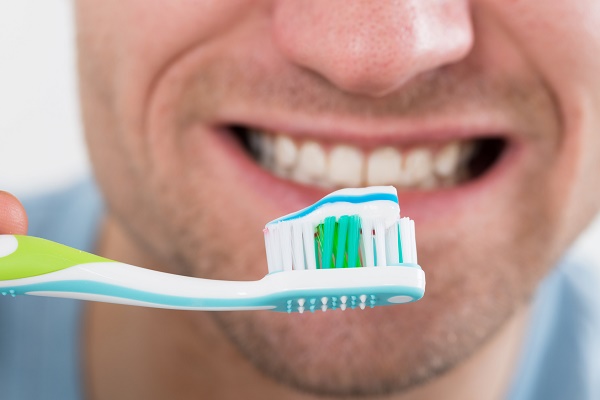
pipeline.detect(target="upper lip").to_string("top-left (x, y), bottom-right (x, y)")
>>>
top-left (215, 108), bottom-right (517, 146)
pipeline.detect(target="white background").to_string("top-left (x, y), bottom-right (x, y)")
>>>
top-left (0, 0), bottom-right (89, 198)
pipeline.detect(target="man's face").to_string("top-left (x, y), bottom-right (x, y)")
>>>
top-left (76, 0), bottom-right (600, 396)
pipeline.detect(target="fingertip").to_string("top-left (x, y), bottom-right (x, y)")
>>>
top-left (0, 191), bottom-right (28, 235)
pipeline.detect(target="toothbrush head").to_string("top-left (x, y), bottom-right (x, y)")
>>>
top-left (262, 186), bottom-right (425, 313)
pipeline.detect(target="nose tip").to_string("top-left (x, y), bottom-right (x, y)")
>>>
top-left (273, 0), bottom-right (473, 97)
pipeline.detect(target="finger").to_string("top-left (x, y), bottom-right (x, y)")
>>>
top-left (0, 191), bottom-right (28, 235)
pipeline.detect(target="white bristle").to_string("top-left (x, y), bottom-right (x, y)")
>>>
top-left (361, 217), bottom-right (375, 267)
top-left (279, 222), bottom-right (293, 271)
top-left (291, 222), bottom-right (305, 270)
top-left (264, 228), bottom-right (281, 273)
top-left (373, 218), bottom-right (387, 266)
top-left (264, 230), bottom-right (273, 272)
top-left (403, 219), bottom-right (412, 264)
top-left (274, 225), bottom-right (285, 270)
top-left (400, 217), bottom-right (418, 264)
top-left (400, 218), bottom-right (411, 263)
top-left (410, 219), bottom-right (417, 264)
top-left (302, 221), bottom-right (317, 270)
top-left (386, 223), bottom-right (400, 265)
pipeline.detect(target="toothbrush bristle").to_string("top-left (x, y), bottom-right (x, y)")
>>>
top-left (264, 214), bottom-right (417, 273)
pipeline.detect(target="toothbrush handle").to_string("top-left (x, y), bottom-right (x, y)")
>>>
top-left (0, 235), bottom-right (273, 311)
top-left (0, 234), bottom-right (113, 281)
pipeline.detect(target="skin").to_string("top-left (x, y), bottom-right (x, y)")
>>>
top-left (4, 0), bottom-right (600, 398)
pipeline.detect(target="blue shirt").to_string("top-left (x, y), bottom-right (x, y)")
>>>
top-left (0, 181), bottom-right (103, 400)
top-left (1, 180), bottom-right (599, 399)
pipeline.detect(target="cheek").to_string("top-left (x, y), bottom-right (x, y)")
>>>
top-left (138, 119), bottom-right (269, 277)
top-left (477, 0), bottom-right (600, 244)
top-left (421, 182), bottom-right (556, 302)
top-left (77, 0), bottom-right (268, 267)
top-left (479, 0), bottom-right (600, 82)
top-left (78, 0), bottom-right (262, 182)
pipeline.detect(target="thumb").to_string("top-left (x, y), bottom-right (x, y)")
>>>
top-left (0, 191), bottom-right (28, 235)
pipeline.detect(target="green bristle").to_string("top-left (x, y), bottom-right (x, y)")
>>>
top-left (397, 223), bottom-right (403, 263)
top-left (321, 216), bottom-right (337, 269)
top-left (347, 215), bottom-right (362, 268)
top-left (373, 236), bottom-right (378, 266)
top-left (315, 223), bottom-right (325, 269)
top-left (335, 216), bottom-right (350, 269)
top-left (314, 215), bottom-right (365, 269)
top-left (332, 220), bottom-right (339, 264)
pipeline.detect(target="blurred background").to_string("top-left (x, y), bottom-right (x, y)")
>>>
top-left (0, 0), bottom-right (89, 198)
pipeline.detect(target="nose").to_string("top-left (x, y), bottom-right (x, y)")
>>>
top-left (273, 0), bottom-right (474, 97)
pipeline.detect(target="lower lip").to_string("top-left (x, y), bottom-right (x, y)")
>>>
top-left (210, 126), bottom-right (523, 224)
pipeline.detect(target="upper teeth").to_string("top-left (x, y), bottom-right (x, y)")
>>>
top-left (250, 132), bottom-right (474, 189)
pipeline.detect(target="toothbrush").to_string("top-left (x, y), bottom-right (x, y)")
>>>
top-left (0, 186), bottom-right (425, 313)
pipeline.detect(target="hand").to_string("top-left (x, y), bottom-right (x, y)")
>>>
top-left (0, 191), bottom-right (28, 235)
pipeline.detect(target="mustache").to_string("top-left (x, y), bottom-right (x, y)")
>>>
top-left (177, 55), bottom-right (559, 135)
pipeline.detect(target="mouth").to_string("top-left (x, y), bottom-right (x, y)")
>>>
top-left (229, 125), bottom-right (507, 191)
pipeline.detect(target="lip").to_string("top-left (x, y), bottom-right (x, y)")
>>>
top-left (211, 106), bottom-right (520, 145)
top-left (204, 114), bottom-right (524, 225)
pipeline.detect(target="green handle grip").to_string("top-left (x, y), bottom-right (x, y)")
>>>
top-left (0, 235), bottom-right (111, 281)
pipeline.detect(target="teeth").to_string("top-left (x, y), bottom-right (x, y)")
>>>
top-left (260, 134), bottom-right (274, 168)
top-left (434, 142), bottom-right (460, 177)
top-left (419, 175), bottom-right (438, 189)
top-left (253, 133), bottom-right (476, 190)
top-left (366, 147), bottom-right (402, 186)
top-left (274, 135), bottom-right (297, 170)
top-left (294, 141), bottom-right (327, 184)
top-left (400, 147), bottom-right (433, 186)
top-left (328, 145), bottom-right (363, 187)
top-left (248, 131), bottom-right (263, 157)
